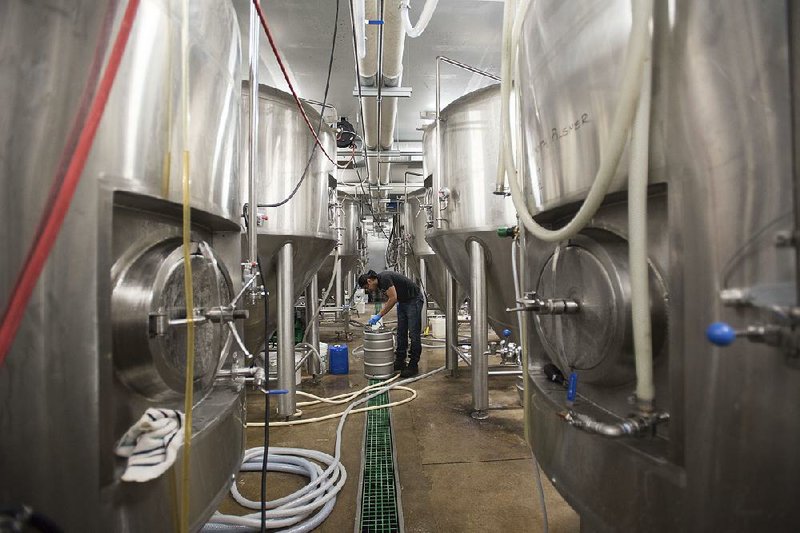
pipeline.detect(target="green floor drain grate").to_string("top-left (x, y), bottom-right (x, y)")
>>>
top-left (356, 379), bottom-right (403, 533)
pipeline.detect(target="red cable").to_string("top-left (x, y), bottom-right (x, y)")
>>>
top-left (0, 0), bottom-right (141, 366)
top-left (252, 0), bottom-right (353, 169)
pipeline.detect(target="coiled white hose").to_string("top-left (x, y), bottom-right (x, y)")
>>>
top-left (205, 367), bottom-right (444, 531)
top-left (500, 0), bottom-right (653, 242)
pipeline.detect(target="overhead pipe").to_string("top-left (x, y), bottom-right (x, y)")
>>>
top-left (358, 0), bottom-right (405, 188)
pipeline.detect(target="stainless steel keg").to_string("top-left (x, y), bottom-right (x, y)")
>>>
top-left (363, 328), bottom-right (395, 379)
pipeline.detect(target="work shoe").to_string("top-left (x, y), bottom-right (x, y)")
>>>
top-left (400, 365), bottom-right (419, 379)
top-left (394, 359), bottom-right (407, 372)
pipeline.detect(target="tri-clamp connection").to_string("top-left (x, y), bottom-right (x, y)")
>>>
top-left (506, 291), bottom-right (580, 315)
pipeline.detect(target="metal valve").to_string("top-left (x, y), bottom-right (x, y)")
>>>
top-left (706, 321), bottom-right (787, 348)
top-left (506, 291), bottom-right (580, 315)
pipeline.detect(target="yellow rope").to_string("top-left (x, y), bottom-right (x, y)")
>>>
top-left (179, 0), bottom-right (193, 530)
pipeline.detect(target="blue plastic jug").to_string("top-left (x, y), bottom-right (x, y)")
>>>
top-left (328, 344), bottom-right (349, 375)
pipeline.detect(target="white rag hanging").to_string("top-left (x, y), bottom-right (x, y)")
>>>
top-left (115, 408), bottom-right (185, 482)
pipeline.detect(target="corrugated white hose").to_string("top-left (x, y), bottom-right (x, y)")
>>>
top-left (501, 0), bottom-right (653, 242)
top-left (400, 0), bottom-right (439, 38)
top-left (205, 367), bottom-right (444, 531)
top-left (627, 31), bottom-right (655, 406)
top-left (511, 238), bottom-right (549, 533)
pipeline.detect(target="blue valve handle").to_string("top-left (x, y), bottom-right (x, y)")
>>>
top-left (706, 321), bottom-right (737, 346)
top-left (266, 389), bottom-right (289, 395)
top-left (502, 328), bottom-right (512, 338)
top-left (567, 372), bottom-right (578, 403)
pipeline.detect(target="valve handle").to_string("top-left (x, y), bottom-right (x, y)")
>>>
top-left (567, 372), bottom-right (578, 403)
top-left (706, 321), bottom-right (737, 346)
top-left (502, 328), bottom-right (512, 338)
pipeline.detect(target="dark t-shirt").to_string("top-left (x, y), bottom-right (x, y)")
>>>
top-left (377, 271), bottom-right (420, 303)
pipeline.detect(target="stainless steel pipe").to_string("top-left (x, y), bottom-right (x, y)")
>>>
top-left (334, 256), bottom-right (343, 315)
top-left (445, 270), bottom-right (459, 375)
top-left (305, 273), bottom-right (321, 376)
top-left (277, 242), bottom-right (295, 417)
top-left (247, 3), bottom-right (259, 265)
top-left (470, 240), bottom-right (489, 418)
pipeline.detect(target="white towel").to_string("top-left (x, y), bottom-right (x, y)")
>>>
top-left (115, 408), bottom-right (185, 482)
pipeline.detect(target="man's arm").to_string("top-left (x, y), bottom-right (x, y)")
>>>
top-left (379, 286), bottom-right (398, 317)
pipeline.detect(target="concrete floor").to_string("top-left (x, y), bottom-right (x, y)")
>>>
top-left (217, 310), bottom-right (580, 532)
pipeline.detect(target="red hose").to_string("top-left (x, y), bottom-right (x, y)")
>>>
top-left (0, 0), bottom-right (141, 366)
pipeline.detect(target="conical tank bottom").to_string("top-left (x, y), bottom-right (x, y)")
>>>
top-left (426, 230), bottom-right (518, 338)
top-left (243, 233), bottom-right (336, 353)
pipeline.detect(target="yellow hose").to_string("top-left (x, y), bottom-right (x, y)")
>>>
top-left (179, 0), bottom-right (194, 530)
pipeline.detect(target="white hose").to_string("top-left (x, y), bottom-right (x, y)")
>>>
top-left (627, 31), bottom-right (654, 405)
top-left (400, 0), bottom-right (439, 38)
top-left (206, 367), bottom-right (445, 531)
top-left (501, 0), bottom-right (654, 242)
top-left (353, 0), bottom-right (366, 59)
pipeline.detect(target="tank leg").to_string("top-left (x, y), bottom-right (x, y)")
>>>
top-left (277, 242), bottom-right (296, 417)
top-left (470, 240), bottom-right (489, 419)
top-left (445, 269), bottom-right (459, 377)
top-left (305, 273), bottom-right (321, 380)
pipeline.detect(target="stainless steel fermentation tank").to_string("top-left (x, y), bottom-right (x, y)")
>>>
top-left (425, 85), bottom-right (519, 417)
top-left (402, 190), bottom-right (466, 315)
top-left (239, 84), bottom-right (337, 416)
top-left (317, 194), bottom-right (363, 308)
top-left (518, 1), bottom-right (800, 531)
top-left (0, 1), bottom-right (245, 530)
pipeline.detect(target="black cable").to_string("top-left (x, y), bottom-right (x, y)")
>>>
top-left (256, 256), bottom-right (270, 533)
top-left (258, 0), bottom-right (340, 208)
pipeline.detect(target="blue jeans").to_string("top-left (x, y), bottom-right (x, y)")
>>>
top-left (395, 293), bottom-right (423, 366)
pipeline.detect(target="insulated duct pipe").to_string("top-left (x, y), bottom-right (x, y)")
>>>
top-left (358, 0), bottom-right (405, 186)
top-left (469, 240), bottom-right (489, 419)
top-left (278, 243), bottom-right (296, 417)
top-left (305, 274), bottom-right (321, 377)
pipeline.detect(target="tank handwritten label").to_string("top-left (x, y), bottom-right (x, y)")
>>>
top-left (534, 113), bottom-right (590, 154)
